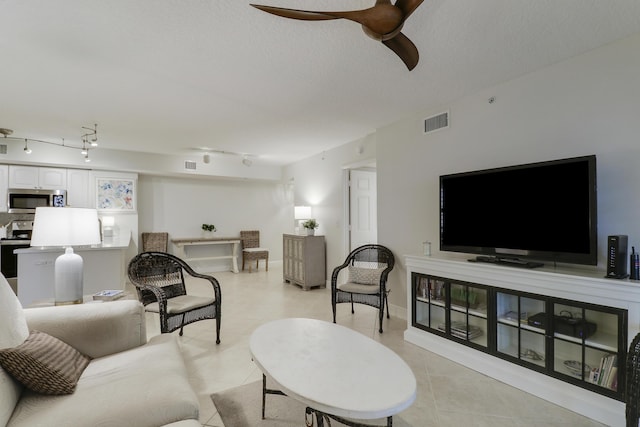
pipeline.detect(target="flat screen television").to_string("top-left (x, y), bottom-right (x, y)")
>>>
top-left (439, 155), bottom-right (597, 267)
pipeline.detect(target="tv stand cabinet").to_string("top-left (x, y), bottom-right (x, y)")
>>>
top-left (405, 255), bottom-right (640, 427)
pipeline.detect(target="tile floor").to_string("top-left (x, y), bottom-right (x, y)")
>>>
top-left (135, 264), bottom-right (608, 427)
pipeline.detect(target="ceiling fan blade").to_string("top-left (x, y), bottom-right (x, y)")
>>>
top-left (250, 4), bottom-right (339, 21)
top-left (382, 32), bottom-right (419, 70)
top-left (252, 4), bottom-right (403, 37)
top-left (394, 0), bottom-right (425, 19)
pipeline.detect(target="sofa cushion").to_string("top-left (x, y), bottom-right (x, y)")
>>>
top-left (0, 330), bottom-right (91, 395)
top-left (338, 281), bottom-right (382, 294)
top-left (7, 333), bottom-right (199, 427)
top-left (146, 294), bottom-right (215, 314)
top-left (0, 274), bottom-right (29, 426)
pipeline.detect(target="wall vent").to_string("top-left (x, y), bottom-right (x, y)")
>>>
top-left (184, 160), bottom-right (197, 170)
top-left (423, 111), bottom-right (449, 134)
top-left (0, 144), bottom-right (6, 154)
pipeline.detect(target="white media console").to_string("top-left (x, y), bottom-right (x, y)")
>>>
top-left (404, 255), bottom-right (640, 427)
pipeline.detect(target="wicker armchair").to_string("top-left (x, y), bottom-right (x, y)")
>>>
top-left (141, 232), bottom-right (169, 252)
top-left (127, 252), bottom-right (222, 344)
top-left (331, 244), bottom-right (395, 333)
top-left (627, 332), bottom-right (640, 426)
top-left (240, 230), bottom-right (269, 272)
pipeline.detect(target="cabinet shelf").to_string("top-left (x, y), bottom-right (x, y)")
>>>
top-left (497, 317), bottom-right (545, 334)
top-left (554, 330), bottom-right (618, 353)
top-left (451, 303), bottom-right (487, 318)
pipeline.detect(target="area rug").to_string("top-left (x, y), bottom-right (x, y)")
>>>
top-left (211, 381), bottom-right (412, 427)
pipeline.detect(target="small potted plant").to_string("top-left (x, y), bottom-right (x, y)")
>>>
top-left (302, 219), bottom-right (319, 236)
top-left (202, 223), bottom-right (216, 237)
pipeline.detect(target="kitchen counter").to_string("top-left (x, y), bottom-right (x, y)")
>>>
top-left (15, 233), bottom-right (131, 254)
top-left (15, 233), bottom-right (132, 307)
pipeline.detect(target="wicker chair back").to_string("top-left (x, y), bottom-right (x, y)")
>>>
top-left (240, 230), bottom-right (260, 249)
top-left (141, 232), bottom-right (169, 252)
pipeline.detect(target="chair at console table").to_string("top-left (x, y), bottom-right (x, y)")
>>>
top-left (171, 237), bottom-right (241, 273)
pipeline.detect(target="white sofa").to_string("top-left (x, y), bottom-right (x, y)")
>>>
top-left (0, 275), bottom-right (202, 427)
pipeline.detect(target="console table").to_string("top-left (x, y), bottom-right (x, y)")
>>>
top-left (405, 255), bottom-right (640, 427)
top-left (171, 237), bottom-right (241, 273)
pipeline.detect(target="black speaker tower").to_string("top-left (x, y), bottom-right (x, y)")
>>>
top-left (606, 235), bottom-right (628, 279)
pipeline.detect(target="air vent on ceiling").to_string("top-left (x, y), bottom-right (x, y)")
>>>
top-left (184, 160), bottom-right (197, 170)
top-left (423, 111), bottom-right (449, 134)
top-left (0, 144), bottom-right (6, 154)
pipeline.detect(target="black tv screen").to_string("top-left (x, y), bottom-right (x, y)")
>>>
top-left (440, 155), bottom-right (597, 266)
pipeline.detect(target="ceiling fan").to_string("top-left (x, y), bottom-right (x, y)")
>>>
top-left (250, 0), bottom-right (424, 71)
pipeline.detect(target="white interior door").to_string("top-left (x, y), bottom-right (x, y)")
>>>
top-left (349, 169), bottom-right (377, 251)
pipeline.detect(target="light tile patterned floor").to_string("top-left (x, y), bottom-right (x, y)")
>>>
top-left (135, 264), bottom-right (608, 427)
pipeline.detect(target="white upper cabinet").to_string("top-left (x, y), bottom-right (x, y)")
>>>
top-left (9, 166), bottom-right (67, 189)
top-left (66, 169), bottom-right (90, 208)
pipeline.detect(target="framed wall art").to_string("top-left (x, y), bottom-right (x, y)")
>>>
top-left (96, 177), bottom-right (136, 212)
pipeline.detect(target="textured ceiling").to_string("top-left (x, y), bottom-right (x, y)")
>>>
top-left (1, 0), bottom-right (640, 166)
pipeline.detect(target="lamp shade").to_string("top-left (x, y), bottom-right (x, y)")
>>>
top-left (31, 207), bottom-right (101, 247)
top-left (294, 206), bottom-right (312, 220)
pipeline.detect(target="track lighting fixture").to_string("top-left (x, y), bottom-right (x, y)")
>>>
top-left (193, 147), bottom-right (258, 167)
top-left (0, 124), bottom-right (99, 158)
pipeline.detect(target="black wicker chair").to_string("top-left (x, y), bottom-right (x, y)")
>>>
top-left (627, 332), bottom-right (640, 426)
top-left (127, 252), bottom-right (222, 344)
top-left (331, 244), bottom-right (395, 333)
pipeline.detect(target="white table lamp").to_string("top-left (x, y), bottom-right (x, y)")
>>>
top-left (31, 207), bottom-right (101, 305)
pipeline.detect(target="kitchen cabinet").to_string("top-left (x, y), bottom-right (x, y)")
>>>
top-left (66, 169), bottom-right (90, 207)
top-left (0, 165), bottom-right (8, 212)
top-left (283, 234), bottom-right (326, 290)
top-left (9, 166), bottom-right (67, 189)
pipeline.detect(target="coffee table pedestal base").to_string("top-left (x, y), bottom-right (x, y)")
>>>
top-left (262, 374), bottom-right (392, 427)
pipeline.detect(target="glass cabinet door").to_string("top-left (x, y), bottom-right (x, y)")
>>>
top-left (496, 292), bottom-right (547, 369)
top-left (553, 303), bottom-right (622, 394)
top-left (413, 274), bottom-right (446, 334)
top-left (448, 282), bottom-right (488, 349)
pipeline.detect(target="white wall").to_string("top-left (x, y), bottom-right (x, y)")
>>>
top-left (378, 32), bottom-right (640, 310)
top-left (283, 133), bottom-right (377, 277)
top-left (137, 174), bottom-right (292, 270)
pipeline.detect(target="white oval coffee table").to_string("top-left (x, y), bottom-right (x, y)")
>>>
top-left (249, 318), bottom-right (416, 426)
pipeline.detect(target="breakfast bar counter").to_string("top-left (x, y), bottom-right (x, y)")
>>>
top-left (15, 233), bottom-right (132, 307)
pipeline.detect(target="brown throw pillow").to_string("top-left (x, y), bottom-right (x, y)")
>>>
top-left (0, 330), bottom-right (91, 395)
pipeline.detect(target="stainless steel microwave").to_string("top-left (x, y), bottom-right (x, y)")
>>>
top-left (7, 188), bottom-right (67, 213)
